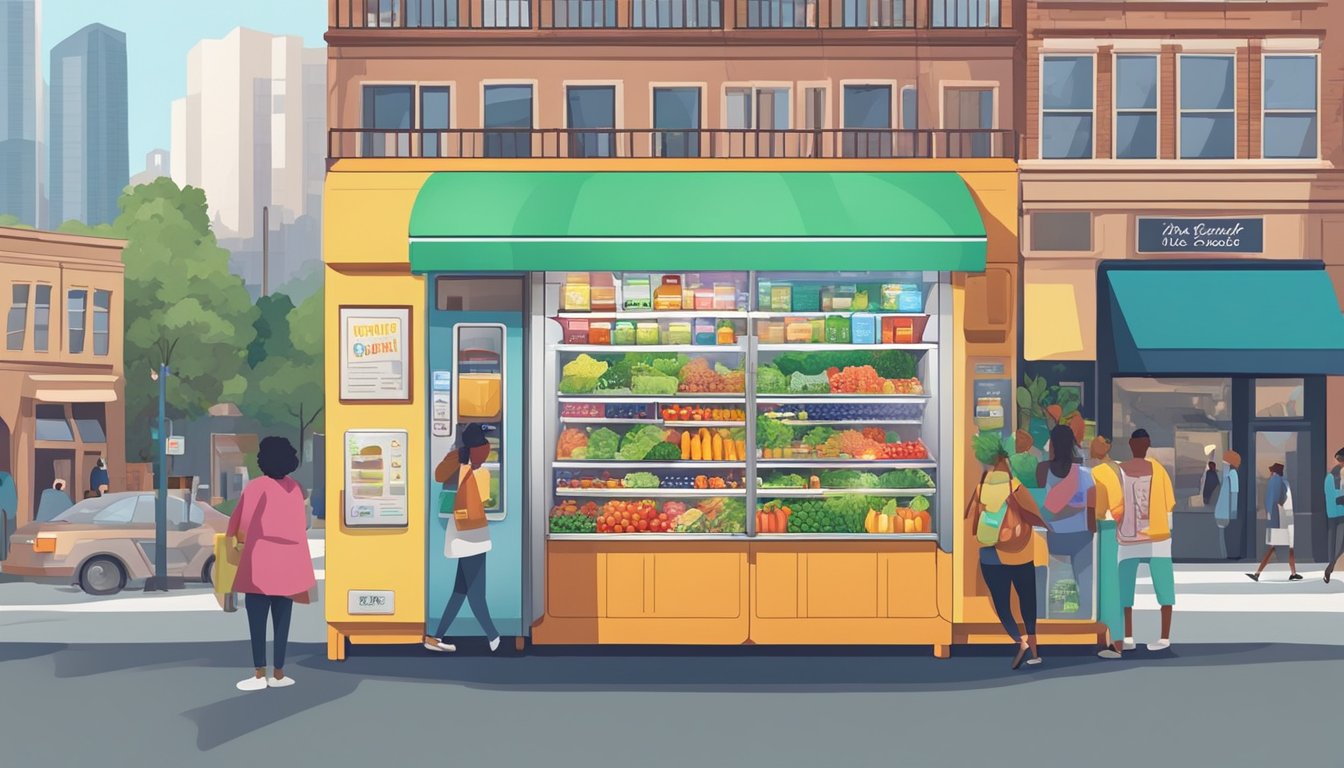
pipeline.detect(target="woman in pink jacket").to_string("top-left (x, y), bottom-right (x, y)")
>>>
top-left (226, 436), bottom-right (315, 691)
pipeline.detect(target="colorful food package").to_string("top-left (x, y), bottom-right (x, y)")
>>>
top-left (791, 283), bottom-right (822, 312)
top-left (564, 319), bottom-right (590, 344)
top-left (663, 322), bottom-right (693, 346)
top-left (636, 322), bottom-right (660, 345)
top-left (654, 275), bottom-right (684, 310)
top-left (716, 319), bottom-right (737, 345)
top-left (850, 313), bottom-right (877, 345)
top-left (785, 317), bottom-right (813, 344)
top-left (458, 373), bottom-right (502, 418)
top-left (563, 273), bottom-right (592, 311)
top-left (694, 287), bottom-right (714, 310)
top-left (713, 283), bottom-right (737, 310)
top-left (623, 275), bottom-right (652, 310)
top-left (897, 284), bottom-right (923, 312)
top-left (588, 321), bottom-right (612, 345)
top-left (694, 318), bottom-right (716, 345)
top-left (613, 321), bottom-right (637, 346)
top-left (770, 284), bottom-right (793, 312)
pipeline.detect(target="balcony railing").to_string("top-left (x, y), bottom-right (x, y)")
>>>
top-left (333, 0), bottom-right (996, 29)
top-left (330, 127), bottom-right (1017, 160)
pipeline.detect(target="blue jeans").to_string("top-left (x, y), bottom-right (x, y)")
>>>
top-left (1049, 531), bottom-right (1094, 619)
top-left (980, 562), bottom-right (1037, 643)
top-left (245, 594), bottom-right (293, 669)
top-left (433, 554), bottom-right (499, 640)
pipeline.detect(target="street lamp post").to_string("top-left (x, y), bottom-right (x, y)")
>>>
top-left (146, 363), bottom-right (171, 591)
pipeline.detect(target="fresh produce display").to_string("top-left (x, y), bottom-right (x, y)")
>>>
top-left (773, 350), bottom-right (918, 380)
top-left (631, 373), bottom-right (679, 395)
top-left (584, 427), bottom-right (621, 460)
top-left (759, 473), bottom-right (807, 488)
top-left (555, 470), bottom-right (745, 490)
top-left (788, 372), bottom-right (831, 394)
top-left (1051, 578), bottom-right (1081, 615)
top-left (643, 442), bottom-right (684, 461)
top-left (595, 500), bottom-right (668, 533)
top-left (678, 359), bottom-right (746, 393)
top-left (621, 472), bottom-right (661, 488)
top-left (756, 501), bottom-right (793, 533)
top-left (818, 470), bottom-right (881, 488)
top-left (761, 403), bottom-right (924, 421)
top-left (756, 416), bottom-right (795, 450)
top-left (592, 497), bottom-right (745, 534)
top-left (673, 497), bottom-right (746, 533)
top-left (780, 496), bottom-right (870, 533)
top-left (863, 497), bottom-right (932, 534)
top-left (827, 366), bottom-right (924, 395)
top-left (604, 403), bottom-right (650, 419)
top-left (663, 405), bottom-right (746, 422)
top-left (878, 469), bottom-right (936, 489)
top-left (549, 500), bottom-right (599, 534)
top-left (757, 420), bottom-right (929, 462)
top-left (561, 402), bottom-right (604, 419)
top-left (555, 428), bottom-right (588, 459)
top-left (559, 354), bottom-right (609, 394)
top-left (675, 427), bottom-right (746, 462)
top-left (616, 424), bottom-right (671, 460)
top-left (800, 426), bottom-right (837, 448)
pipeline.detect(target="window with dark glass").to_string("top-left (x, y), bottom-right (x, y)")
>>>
top-left (1041, 56), bottom-right (1094, 159)
top-left (484, 84), bottom-right (534, 158)
top-left (72, 403), bottom-right (107, 443)
top-left (631, 0), bottom-right (721, 28)
top-left (1115, 54), bottom-right (1158, 159)
top-left (420, 86), bottom-right (451, 158)
top-left (553, 0), bottom-right (616, 27)
top-left (1179, 55), bottom-right (1235, 160)
top-left (362, 84), bottom-right (414, 158)
top-left (1030, 212), bottom-right (1093, 252)
top-left (842, 84), bottom-right (892, 158)
top-left (68, 289), bottom-right (87, 354)
top-left (930, 0), bottom-right (999, 28)
top-left (36, 404), bottom-right (74, 442)
top-left (567, 85), bottom-right (616, 158)
top-left (6, 284), bottom-right (28, 351)
top-left (33, 284), bottom-right (51, 352)
top-left (1263, 55), bottom-right (1318, 160)
top-left (653, 87), bottom-right (701, 158)
top-left (93, 290), bottom-right (110, 356)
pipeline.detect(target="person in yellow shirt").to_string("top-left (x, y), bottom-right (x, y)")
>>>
top-left (1117, 429), bottom-right (1178, 652)
top-left (1089, 437), bottom-right (1126, 659)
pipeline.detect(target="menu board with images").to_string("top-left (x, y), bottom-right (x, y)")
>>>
top-left (344, 430), bottom-right (409, 527)
top-left (340, 306), bottom-right (412, 402)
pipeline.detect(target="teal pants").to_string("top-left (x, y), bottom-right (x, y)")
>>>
top-left (1097, 520), bottom-right (1124, 643)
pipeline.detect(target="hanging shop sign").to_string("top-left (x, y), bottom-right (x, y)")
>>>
top-left (339, 306), bottom-right (412, 402)
top-left (1136, 217), bottom-right (1264, 254)
top-left (343, 429), bottom-right (409, 528)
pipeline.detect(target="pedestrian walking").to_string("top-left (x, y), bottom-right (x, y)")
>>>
top-left (1324, 448), bottom-right (1344, 583)
top-left (423, 423), bottom-right (502, 654)
top-left (1213, 450), bottom-right (1241, 560)
top-left (1041, 425), bottom-right (1096, 621)
top-left (89, 457), bottom-right (110, 497)
top-left (0, 470), bottom-right (16, 561)
top-left (1116, 429), bottom-right (1177, 651)
top-left (1089, 436), bottom-right (1126, 659)
top-left (968, 433), bottom-right (1048, 670)
top-left (35, 479), bottom-right (73, 523)
top-left (226, 436), bottom-right (316, 692)
top-left (1248, 462), bottom-right (1301, 582)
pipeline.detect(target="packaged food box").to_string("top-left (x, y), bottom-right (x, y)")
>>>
top-left (458, 373), bottom-right (502, 419)
top-left (757, 280), bottom-right (772, 311)
top-left (810, 318), bottom-right (826, 343)
top-left (824, 314), bottom-right (851, 344)
top-left (770, 284), bottom-right (793, 312)
top-left (853, 289), bottom-right (870, 311)
top-left (565, 319), bottom-right (590, 344)
top-left (590, 285), bottom-right (617, 313)
top-left (850, 313), bottom-right (877, 344)
top-left (613, 320), bottom-right (637, 345)
top-left (654, 275), bottom-right (684, 310)
top-left (694, 318), bottom-right (716, 345)
top-left (897, 284), bottom-right (923, 313)
top-left (664, 321), bottom-right (693, 345)
top-left (563, 273), bottom-right (591, 311)
top-left (831, 284), bottom-right (856, 311)
top-left (694, 287), bottom-right (714, 311)
top-left (623, 275), bottom-right (652, 310)
top-left (758, 320), bottom-right (785, 344)
top-left (713, 284), bottom-right (737, 310)
top-left (636, 321), bottom-right (661, 345)
top-left (791, 284), bottom-right (822, 312)
top-left (883, 315), bottom-right (928, 344)
top-left (785, 317), bottom-right (813, 344)
top-left (716, 319), bottom-right (737, 345)
top-left (588, 321), bottom-right (612, 345)
top-left (880, 284), bottom-right (902, 311)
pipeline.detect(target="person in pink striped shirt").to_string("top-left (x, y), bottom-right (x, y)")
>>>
top-left (226, 436), bottom-right (316, 692)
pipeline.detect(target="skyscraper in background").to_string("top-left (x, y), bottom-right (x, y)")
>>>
top-left (170, 27), bottom-right (325, 295)
top-left (0, 0), bottom-right (41, 226)
top-left (49, 23), bottom-right (128, 227)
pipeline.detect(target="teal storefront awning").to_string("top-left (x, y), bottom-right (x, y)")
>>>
top-left (408, 171), bottom-right (987, 272)
top-left (1106, 264), bottom-right (1344, 375)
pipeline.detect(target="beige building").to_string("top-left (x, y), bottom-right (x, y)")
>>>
top-left (0, 227), bottom-right (126, 525)
top-left (170, 28), bottom-right (326, 289)
top-left (1020, 1), bottom-right (1344, 562)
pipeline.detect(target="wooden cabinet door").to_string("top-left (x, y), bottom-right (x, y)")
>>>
top-left (605, 553), bottom-right (647, 617)
top-left (884, 551), bottom-right (938, 618)
top-left (547, 547), bottom-right (601, 618)
top-left (753, 551), bottom-right (799, 618)
top-left (805, 552), bottom-right (879, 618)
top-left (651, 552), bottom-right (742, 618)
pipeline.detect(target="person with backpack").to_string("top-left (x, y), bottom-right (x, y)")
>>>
top-left (968, 434), bottom-right (1048, 670)
top-left (1116, 429), bottom-right (1177, 651)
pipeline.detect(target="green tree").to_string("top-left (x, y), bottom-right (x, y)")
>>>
top-left (0, 214), bottom-right (34, 229)
top-left (247, 293), bottom-right (295, 369)
top-left (244, 288), bottom-right (324, 462)
top-left (63, 179), bottom-right (257, 460)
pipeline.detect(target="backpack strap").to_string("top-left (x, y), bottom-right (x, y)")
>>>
top-left (965, 470), bottom-right (989, 519)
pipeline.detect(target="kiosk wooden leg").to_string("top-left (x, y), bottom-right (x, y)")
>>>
top-left (327, 626), bottom-right (348, 662)
top-left (514, 636), bottom-right (526, 652)
top-left (933, 644), bottom-right (951, 659)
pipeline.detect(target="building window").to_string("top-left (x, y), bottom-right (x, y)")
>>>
top-left (1030, 212), bottom-right (1093, 252)
top-left (803, 87), bottom-right (826, 130)
top-left (1179, 55), bottom-right (1235, 160)
top-left (944, 87), bottom-right (994, 158)
top-left (1255, 378), bottom-right (1305, 419)
top-left (35, 404), bottom-right (74, 442)
top-left (92, 289), bottom-right (110, 356)
top-left (1263, 55), bottom-right (1318, 160)
top-left (842, 84), bottom-right (892, 158)
top-left (726, 86), bottom-right (789, 157)
top-left (33, 284), bottom-right (51, 352)
top-left (72, 403), bottom-right (107, 443)
top-left (745, 0), bottom-right (815, 28)
top-left (552, 0), bottom-right (616, 27)
top-left (361, 84), bottom-right (414, 158)
top-left (481, 0), bottom-right (531, 27)
top-left (567, 85), bottom-right (616, 158)
top-left (407, 0), bottom-right (458, 27)
top-left (631, 0), bottom-right (721, 28)
top-left (420, 86), bottom-right (451, 157)
top-left (898, 85), bottom-right (919, 157)
top-left (6, 284), bottom-right (28, 351)
top-left (1115, 54), bottom-right (1158, 160)
top-left (484, 84), bottom-right (534, 158)
top-left (68, 289), bottom-right (87, 354)
top-left (930, 0), bottom-right (999, 28)
top-left (653, 87), bottom-right (701, 158)
top-left (1041, 55), bottom-right (1094, 159)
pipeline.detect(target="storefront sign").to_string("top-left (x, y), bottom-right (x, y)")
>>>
top-left (343, 430), bottom-right (409, 528)
top-left (1137, 217), bottom-right (1263, 254)
top-left (348, 590), bottom-right (395, 615)
top-left (339, 306), bottom-right (412, 402)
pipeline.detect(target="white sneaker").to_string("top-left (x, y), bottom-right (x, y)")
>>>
top-left (423, 640), bottom-right (457, 653)
top-left (488, 636), bottom-right (502, 652)
top-left (236, 676), bottom-right (267, 692)
top-left (1026, 657), bottom-right (1042, 665)
top-left (267, 676), bottom-right (295, 688)
top-left (1122, 638), bottom-right (1137, 651)
top-left (1097, 649), bottom-right (1123, 660)
top-left (1147, 639), bottom-right (1171, 651)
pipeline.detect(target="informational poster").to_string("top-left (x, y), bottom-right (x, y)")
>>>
top-left (344, 430), bottom-right (409, 528)
top-left (972, 360), bottom-right (1012, 439)
top-left (339, 307), bottom-right (412, 402)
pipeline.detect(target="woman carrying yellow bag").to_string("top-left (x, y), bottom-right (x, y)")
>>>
top-left (213, 533), bottom-right (241, 612)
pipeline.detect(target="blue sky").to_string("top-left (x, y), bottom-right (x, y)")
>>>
top-left (43, 0), bottom-right (326, 171)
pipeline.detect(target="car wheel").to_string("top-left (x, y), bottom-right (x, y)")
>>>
top-left (79, 556), bottom-right (127, 596)
top-left (201, 555), bottom-right (216, 586)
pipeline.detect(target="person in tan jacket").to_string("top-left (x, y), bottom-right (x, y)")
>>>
top-left (423, 424), bottom-right (501, 653)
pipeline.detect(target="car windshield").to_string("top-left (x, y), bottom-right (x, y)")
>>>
top-left (52, 495), bottom-right (139, 524)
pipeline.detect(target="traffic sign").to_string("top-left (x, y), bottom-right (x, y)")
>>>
top-left (166, 436), bottom-right (185, 456)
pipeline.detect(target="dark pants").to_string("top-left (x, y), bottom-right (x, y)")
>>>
top-left (981, 562), bottom-right (1037, 643)
top-left (245, 594), bottom-right (294, 670)
top-left (1327, 518), bottom-right (1344, 572)
top-left (433, 554), bottom-right (499, 640)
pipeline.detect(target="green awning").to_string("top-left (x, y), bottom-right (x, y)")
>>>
top-left (408, 171), bottom-right (987, 272)
top-left (1106, 264), bottom-right (1344, 375)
